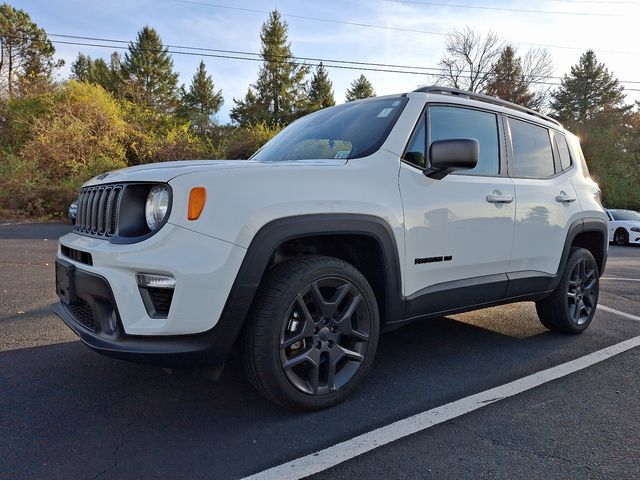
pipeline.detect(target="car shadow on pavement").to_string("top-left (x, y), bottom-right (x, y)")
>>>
top-left (0, 311), bottom-right (607, 480)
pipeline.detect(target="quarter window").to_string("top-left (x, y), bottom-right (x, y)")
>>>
top-left (429, 106), bottom-right (500, 176)
top-left (554, 132), bottom-right (572, 171)
top-left (509, 118), bottom-right (555, 178)
top-left (403, 115), bottom-right (427, 169)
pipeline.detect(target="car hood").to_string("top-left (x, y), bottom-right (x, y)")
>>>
top-left (82, 159), bottom-right (348, 187)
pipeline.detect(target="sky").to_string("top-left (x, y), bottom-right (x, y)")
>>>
top-left (11, 0), bottom-right (640, 122)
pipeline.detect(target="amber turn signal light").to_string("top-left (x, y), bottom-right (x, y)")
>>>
top-left (188, 187), bottom-right (206, 220)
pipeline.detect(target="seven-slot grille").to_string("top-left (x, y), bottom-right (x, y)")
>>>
top-left (74, 185), bottom-right (122, 237)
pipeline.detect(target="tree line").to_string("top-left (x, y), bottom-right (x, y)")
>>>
top-left (0, 2), bottom-right (639, 218)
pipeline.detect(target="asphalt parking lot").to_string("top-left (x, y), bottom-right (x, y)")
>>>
top-left (1, 223), bottom-right (639, 480)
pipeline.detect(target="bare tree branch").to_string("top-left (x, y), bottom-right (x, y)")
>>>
top-left (438, 26), bottom-right (503, 93)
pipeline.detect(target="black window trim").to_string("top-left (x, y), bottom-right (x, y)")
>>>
top-left (401, 102), bottom-right (507, 178)
top-left (504, 114), bottom-right (568, 180)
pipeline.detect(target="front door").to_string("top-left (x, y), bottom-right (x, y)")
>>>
top-left (399, 104), bottom-right (516, 316)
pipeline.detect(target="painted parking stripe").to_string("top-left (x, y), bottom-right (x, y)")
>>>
top-left (598, 304), bottom-right (640, 322)
top-left (602, 277), bottom-right (640, 282)
top-left (243, 329), bottom-right (640, 480)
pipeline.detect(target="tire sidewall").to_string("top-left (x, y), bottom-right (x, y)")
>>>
top-left (614, 228), bottom-right (628, 246)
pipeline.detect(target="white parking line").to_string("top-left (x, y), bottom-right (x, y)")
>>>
top-left (598, 304), bottom-right (640, 322)
top-left (602, 277), bottom-right (640, 282)
top-left (243, 309), bottom-right (640, 480)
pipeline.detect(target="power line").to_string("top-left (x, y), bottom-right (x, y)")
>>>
top-left (47, 37), bottom-right (640, 92)
top-left (384, 0), bottom-right (622, 16)
top-left (47, 33), bottom-right (640, 86)
top-left (167, 0), bottom-right (640, 56)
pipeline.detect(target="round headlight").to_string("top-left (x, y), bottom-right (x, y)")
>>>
top-left (145, 186), bottom-right (170, 230)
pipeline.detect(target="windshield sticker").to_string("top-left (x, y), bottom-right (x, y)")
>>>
top-left (391, 100), bottom-right (401, 106)
top-left (377, 108), bottom-right (393, 118)
top-left (334, 151), bottom-right (350, 159)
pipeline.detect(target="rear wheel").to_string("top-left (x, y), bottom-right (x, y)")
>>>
top-left (536, 247), bottom-right (599, 334)
top-left (614, 228), bottom-right (629, 246)
top-left (242, 255), bottom-right (379, 411)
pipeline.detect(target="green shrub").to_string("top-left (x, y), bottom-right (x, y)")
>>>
top-left (221, 122), bottom-right (280, 159)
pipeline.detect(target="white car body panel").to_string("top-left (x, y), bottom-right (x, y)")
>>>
top-left (399, 165), bottom-right (516, 296)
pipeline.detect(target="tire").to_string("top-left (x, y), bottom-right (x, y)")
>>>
top-left (535, 247), bottom-right (599, 334)
top-left (242, 255), bottom-right (380, 411)
top-left (614, 228), bottom-right (629, 246)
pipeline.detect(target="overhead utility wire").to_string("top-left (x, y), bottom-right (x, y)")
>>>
top-left (46, 33), bottom-right (640, 86)
top-left (47, 38), bottom-right (640, 92)
top-left (384, 0), bottom-right (622, 16)
top-left (167, 0), bottom-right (639, 56)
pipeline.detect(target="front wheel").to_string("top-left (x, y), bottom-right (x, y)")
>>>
top-left (536, 247), bottom-right (599, 334)
top-left (614, 228), bottom-right (629, 246)
top-left (242, 255), bottom-right (380, 411)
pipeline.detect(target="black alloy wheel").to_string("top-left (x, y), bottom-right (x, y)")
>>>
top-left (279, 277), bottom-right (371, 396)
top-left (566, 257), bottom-right (598, 326)
top-left (614, 228), bottom-right (628, 246)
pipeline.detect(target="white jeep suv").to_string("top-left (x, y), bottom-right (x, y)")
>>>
top-left (54, 87), bottom-right (608, 410)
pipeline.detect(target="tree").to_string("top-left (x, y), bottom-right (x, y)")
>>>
top-left (0, 3), bottom-right (62, 98)
top-left (485, 46), bottom-right (531, 105)
top-left (179, 60), bottom-right (223, 135)
top-left (345, 74), bottom-right (375, 101)
top-left (122, 26), bottom-right (179, 112)
top-left (307, 62), bottom-right (335, 111)
top-left (551, 50), bottom-right (626, 125)
top-left (230, 10), bottom-right (309, 126)
top-left (71, 52), bottom-right (124, 95)
top-left (438, 27), bottom-right (502, 93)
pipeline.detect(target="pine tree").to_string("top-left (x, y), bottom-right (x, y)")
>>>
top-left (123, 26), bottom-right (179, 112)
top-left (179, 60), bottom-right (223, 135)
top-left (230, 10), bottom-right (309, 126)
top-left (345, 75), bottom-right (375, 102)
top-left (485, 46), bottom-right (533, 107)
top-left (551, 50), bottom-right (625, 125)
top-left (70, 52), bottom-right (123, 95)
top-left (0, 3), bottom-right (62, 98)
top-left (307, 62), bottom-right (335, 112)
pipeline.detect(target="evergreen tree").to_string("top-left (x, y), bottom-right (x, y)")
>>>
top-left (345, 74), bottom-right (375, 102)
top-left (307, 62), bottom-right (335, 111)
top-left (551, 50), bottom-right (625, 125)
top-left (179, 60), bottom-right (223, 135)
top-left (230, 10), bottom-right (309, 126)
top-left (70, 52), bottom-right (123, 95)
top-left (485, 46), bottom-right (533, 107)
top-left (123, 26), bottom-right (179, 112)
top-left (0, 3), bottom-right (62, 98)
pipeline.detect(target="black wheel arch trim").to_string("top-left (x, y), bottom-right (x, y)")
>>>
top-left (214, 213), bottom-right (404, 360)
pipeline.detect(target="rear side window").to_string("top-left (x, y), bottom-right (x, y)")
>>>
top-left (508, 118), bottom-right (555, 178)
top-left (554, 132), bottom-right (572, 171)
top-left (429, 106), bottom-right (500, 176)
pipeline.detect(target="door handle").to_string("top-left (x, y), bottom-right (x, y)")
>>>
top-left (486, 193), bottom-right (514, 204)
top-left (555, 192), bottom-right (577, 203)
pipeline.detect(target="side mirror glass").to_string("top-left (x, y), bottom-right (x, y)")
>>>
top-left (424, 139), bottom-right (479, 179)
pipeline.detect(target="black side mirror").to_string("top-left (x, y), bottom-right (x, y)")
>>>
top-left (424, 138), bottom-right (479, 179)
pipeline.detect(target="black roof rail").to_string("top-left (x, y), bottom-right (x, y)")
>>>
top-left (413, 86), bottom-right (562, 127)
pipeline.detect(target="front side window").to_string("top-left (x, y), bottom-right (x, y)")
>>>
top-left (429, 106), bottom-right (500, 176)
top-left (509, 118), bottom-right (555, 178)
top-left (251, 97), bottom-right (408, 161)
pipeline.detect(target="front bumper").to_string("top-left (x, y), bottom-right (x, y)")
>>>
top-left (52, 260), bottom-right (249, 368)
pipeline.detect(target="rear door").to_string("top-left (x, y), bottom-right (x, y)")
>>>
top-left (506, 118), bottom-right (582, 291)
top-left (399, 104), bottom-right (516, 314)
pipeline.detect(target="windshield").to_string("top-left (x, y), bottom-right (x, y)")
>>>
top-left (610, 210), bottom-right (640, 221)
top-left (251, 96), bottom-right (408, 161)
